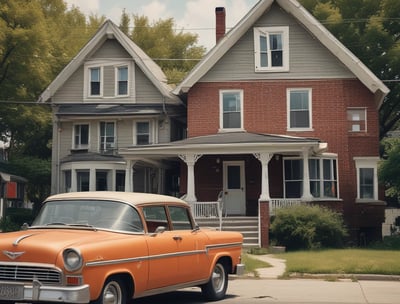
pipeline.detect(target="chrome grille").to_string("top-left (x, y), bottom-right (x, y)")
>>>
top-left (0, 264), bottom-right (62, 285)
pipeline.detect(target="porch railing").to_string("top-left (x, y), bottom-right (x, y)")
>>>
top-left (189, 201), bottom-right (223, 230)
top-left (270, 199), bottom-right (302, 216)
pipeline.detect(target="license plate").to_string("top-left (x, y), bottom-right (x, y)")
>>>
top-left (0, 284), bottom-right (24, 300)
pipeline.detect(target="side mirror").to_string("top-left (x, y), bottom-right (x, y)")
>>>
top-left (151, 226), bottom-right (166, 236)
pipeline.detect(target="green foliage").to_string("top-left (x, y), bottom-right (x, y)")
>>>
top-left (270, 205), bottom-right (348, 250)
top-left (371, 235), bottom-right (400, 249)
top-left (0, 216), bottom-right (20, 232)
top-left (125, 14), bottom-right (206, 85)
top-left (299, 0), bottom-right (400, 139)
top-left (5, 207), bottom-right (34, 227)
top-left (379, 137), bottom-right (400, 203)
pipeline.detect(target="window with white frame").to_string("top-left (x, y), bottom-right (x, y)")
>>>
top-left (136, 121), bottom-right (150, 145)
top-left (284, 159), bottom-right (303, 198)
top-left (309, 158), bottom-right (338, 198)
top-left (77, 170), bottom-right (89, 191)
top-left (220, 90), bottom-right (243, 130)
top-left (285, 157), bottom-right (338, 199)
top-left (355, 157), bottom-right (379, 200)
top-left (99, 122), bottom-right (115, 152)
top-left (347, 108), bottom-right (367, 132)
top-left (254, 26), bottom-right (289, 72)
top-left (73, 124), bottom-right (89, 150)
top-left (96, 170), bottom-right (109, 191)
top-left (287, 88), bottom-right (312, 130)
top-left (116, 66), bottom-right (128, 96)
top-left (89, 67), bottom-right (102, 96)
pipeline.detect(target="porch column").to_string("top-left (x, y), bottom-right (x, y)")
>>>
top-left (253, 153), bottom-right (272, 201)
top-left (124, 160), bottom-right (136, 192)
top-left (70, 168), bottom-right (77, 192)
top-left (179, 154), bottom-right (202, 203)
top-left (301, 148), bottom-right (313, 200)
top-left (89, 168), bottom-right (96, 191)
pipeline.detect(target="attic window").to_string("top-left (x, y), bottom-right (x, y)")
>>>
top-left (89, 67), bottom-right (102, 96)
top-left (254, 26), bottom-right (289, 72)
top-left (347, 108), bottom-right (367, 132)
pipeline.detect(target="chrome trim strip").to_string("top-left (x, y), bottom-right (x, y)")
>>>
top-left (13, 234), bottom-right (35, 246)
top-left (86, 249), bottom-right (207, 267)
top-left (206, 242), bottom-right (243, 251)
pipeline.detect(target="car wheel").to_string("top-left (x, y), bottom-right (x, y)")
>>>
top-left (93, 277), bottom-right (126, 304)
top-left (201, 262), bottom-right (228, 301)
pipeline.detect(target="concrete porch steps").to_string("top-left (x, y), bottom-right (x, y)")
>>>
top-left (196, 216), bottom-right (259, 247)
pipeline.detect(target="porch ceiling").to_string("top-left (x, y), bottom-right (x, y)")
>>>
top-left (119, 132), bottom-right (327, 158)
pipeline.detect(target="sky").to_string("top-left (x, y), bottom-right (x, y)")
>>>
top-left (64, 0), bottom-right (259, 50)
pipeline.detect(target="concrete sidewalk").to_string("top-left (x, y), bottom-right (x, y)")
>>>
top-left (248, 254), bottom-right (287, 279)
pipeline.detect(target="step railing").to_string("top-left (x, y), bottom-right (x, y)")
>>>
top-left (188, 200), bottom-right (223, 230)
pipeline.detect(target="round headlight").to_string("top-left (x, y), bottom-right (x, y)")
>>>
top-left (63, 249), bottom-right (83, 272)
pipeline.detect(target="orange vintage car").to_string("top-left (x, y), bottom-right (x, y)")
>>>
top-left (0, 192), bottom-right (243, 304)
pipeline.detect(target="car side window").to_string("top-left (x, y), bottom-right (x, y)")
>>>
top-left (169, 206), bottom-right (193, 230)
top-left (143, 206), bottom-right (169, 232)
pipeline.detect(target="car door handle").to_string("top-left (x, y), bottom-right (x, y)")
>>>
top-left (173, 235), bottom-right (182, 241)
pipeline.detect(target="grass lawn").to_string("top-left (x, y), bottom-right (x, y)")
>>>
top-left (274, 249), bottom-right (400, 275)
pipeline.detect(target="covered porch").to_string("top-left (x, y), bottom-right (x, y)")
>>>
top-left (119, 132), bottom-right (339, 247)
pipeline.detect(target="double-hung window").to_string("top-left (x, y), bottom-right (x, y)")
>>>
top-left (220, 90), bottom-right (243, 131)
top-left (136, 121), bottom-right (150, 145)
top-left (100, 122), bottom-right (115, 152)
top-left (89, 67), bottom-right (101, 96)
top-left (285, 157), bottom-right (339, 199)
top-left (116, 66), bottom-right (128, 96)
top-left (254, 26), bottom-right (289, 72)
top-left (354, 157), bottom-right (379, 200)
top-left (309, 158), bottom-right (338, 198)
top-left (287, 88), bottom-right (312, 130)
top-left (74, 124), bottom-right (89, 150)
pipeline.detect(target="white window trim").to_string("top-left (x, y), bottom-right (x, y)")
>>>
top-left (133, 119), bottom-right (157, 145)
top-left (287, 88), bottom-right (313, 131)
top-left (219, 89), bottom-right (245, 132)
top-left (114, 63), bottom-right (134, 97)
top-left (84, 64), bottom-right (104, 98)
top-left (354, 157), bottom-right (379, 201)
top-left (84, 60), bottom-right (134, 101)
top-left (72, 122), bottom-right (90, 150)
top-left (348, 107), bottom-right (367, 133)
top-left (98, 121), bottom-right (116, 152)
top-left (254, 26), bottom-right (289, 72)
top-left (309, 155), bottom-right (339, 199)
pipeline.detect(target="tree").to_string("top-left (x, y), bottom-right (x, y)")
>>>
top-left (299, 0), bottom-right (400, 139)
top-left (379, 137), bottom-right (400, 205)
top-left (123, 14), bottom-right (206, 85)
top-left (0, 0), bottom-right (105, 206)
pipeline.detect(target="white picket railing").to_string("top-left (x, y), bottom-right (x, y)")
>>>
top-left (270, 199), bottom-right (302, 215)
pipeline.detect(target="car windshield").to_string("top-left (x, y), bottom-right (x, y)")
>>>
top-left (31, 199), bottom-right (144, 233)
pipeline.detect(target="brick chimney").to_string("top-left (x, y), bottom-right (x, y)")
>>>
top-left (215, 7), bottom-right (226, 43)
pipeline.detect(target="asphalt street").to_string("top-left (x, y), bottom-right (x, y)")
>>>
top-left (133, 278), bottom-right (400, 304)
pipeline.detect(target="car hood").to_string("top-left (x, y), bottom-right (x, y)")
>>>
top-left (0, 228), bottom-right (130, 264)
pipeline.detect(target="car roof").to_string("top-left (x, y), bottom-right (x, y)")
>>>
top-left (44, 191), bottom-right (189, 207)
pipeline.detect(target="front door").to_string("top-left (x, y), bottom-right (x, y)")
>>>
top-left (223, 161), bottom-right (246, 215)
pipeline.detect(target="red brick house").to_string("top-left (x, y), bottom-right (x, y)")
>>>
top-left (121, 0), bottom-right (389, 247)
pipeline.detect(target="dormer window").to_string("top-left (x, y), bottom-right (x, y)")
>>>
top-left (254, 26), bottom-right (289, 72)
top-left (89, 67), bottom-right (102, 96)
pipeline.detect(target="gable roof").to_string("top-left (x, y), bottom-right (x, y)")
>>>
top-left (38, 20), bottom-right (179, 103)
top-left (173, 0), bottom-right (389, 108)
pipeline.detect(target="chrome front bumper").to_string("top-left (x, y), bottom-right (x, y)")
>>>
top-left (0, 280), bottom-right (90, 303)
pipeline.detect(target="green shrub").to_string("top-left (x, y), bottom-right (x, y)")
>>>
top-left (1, 208), bottom-right (34, 232)
top-left (370, 235), bottom-right (400, 249)
top-left (270, 204), bottom-right (347, 251)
